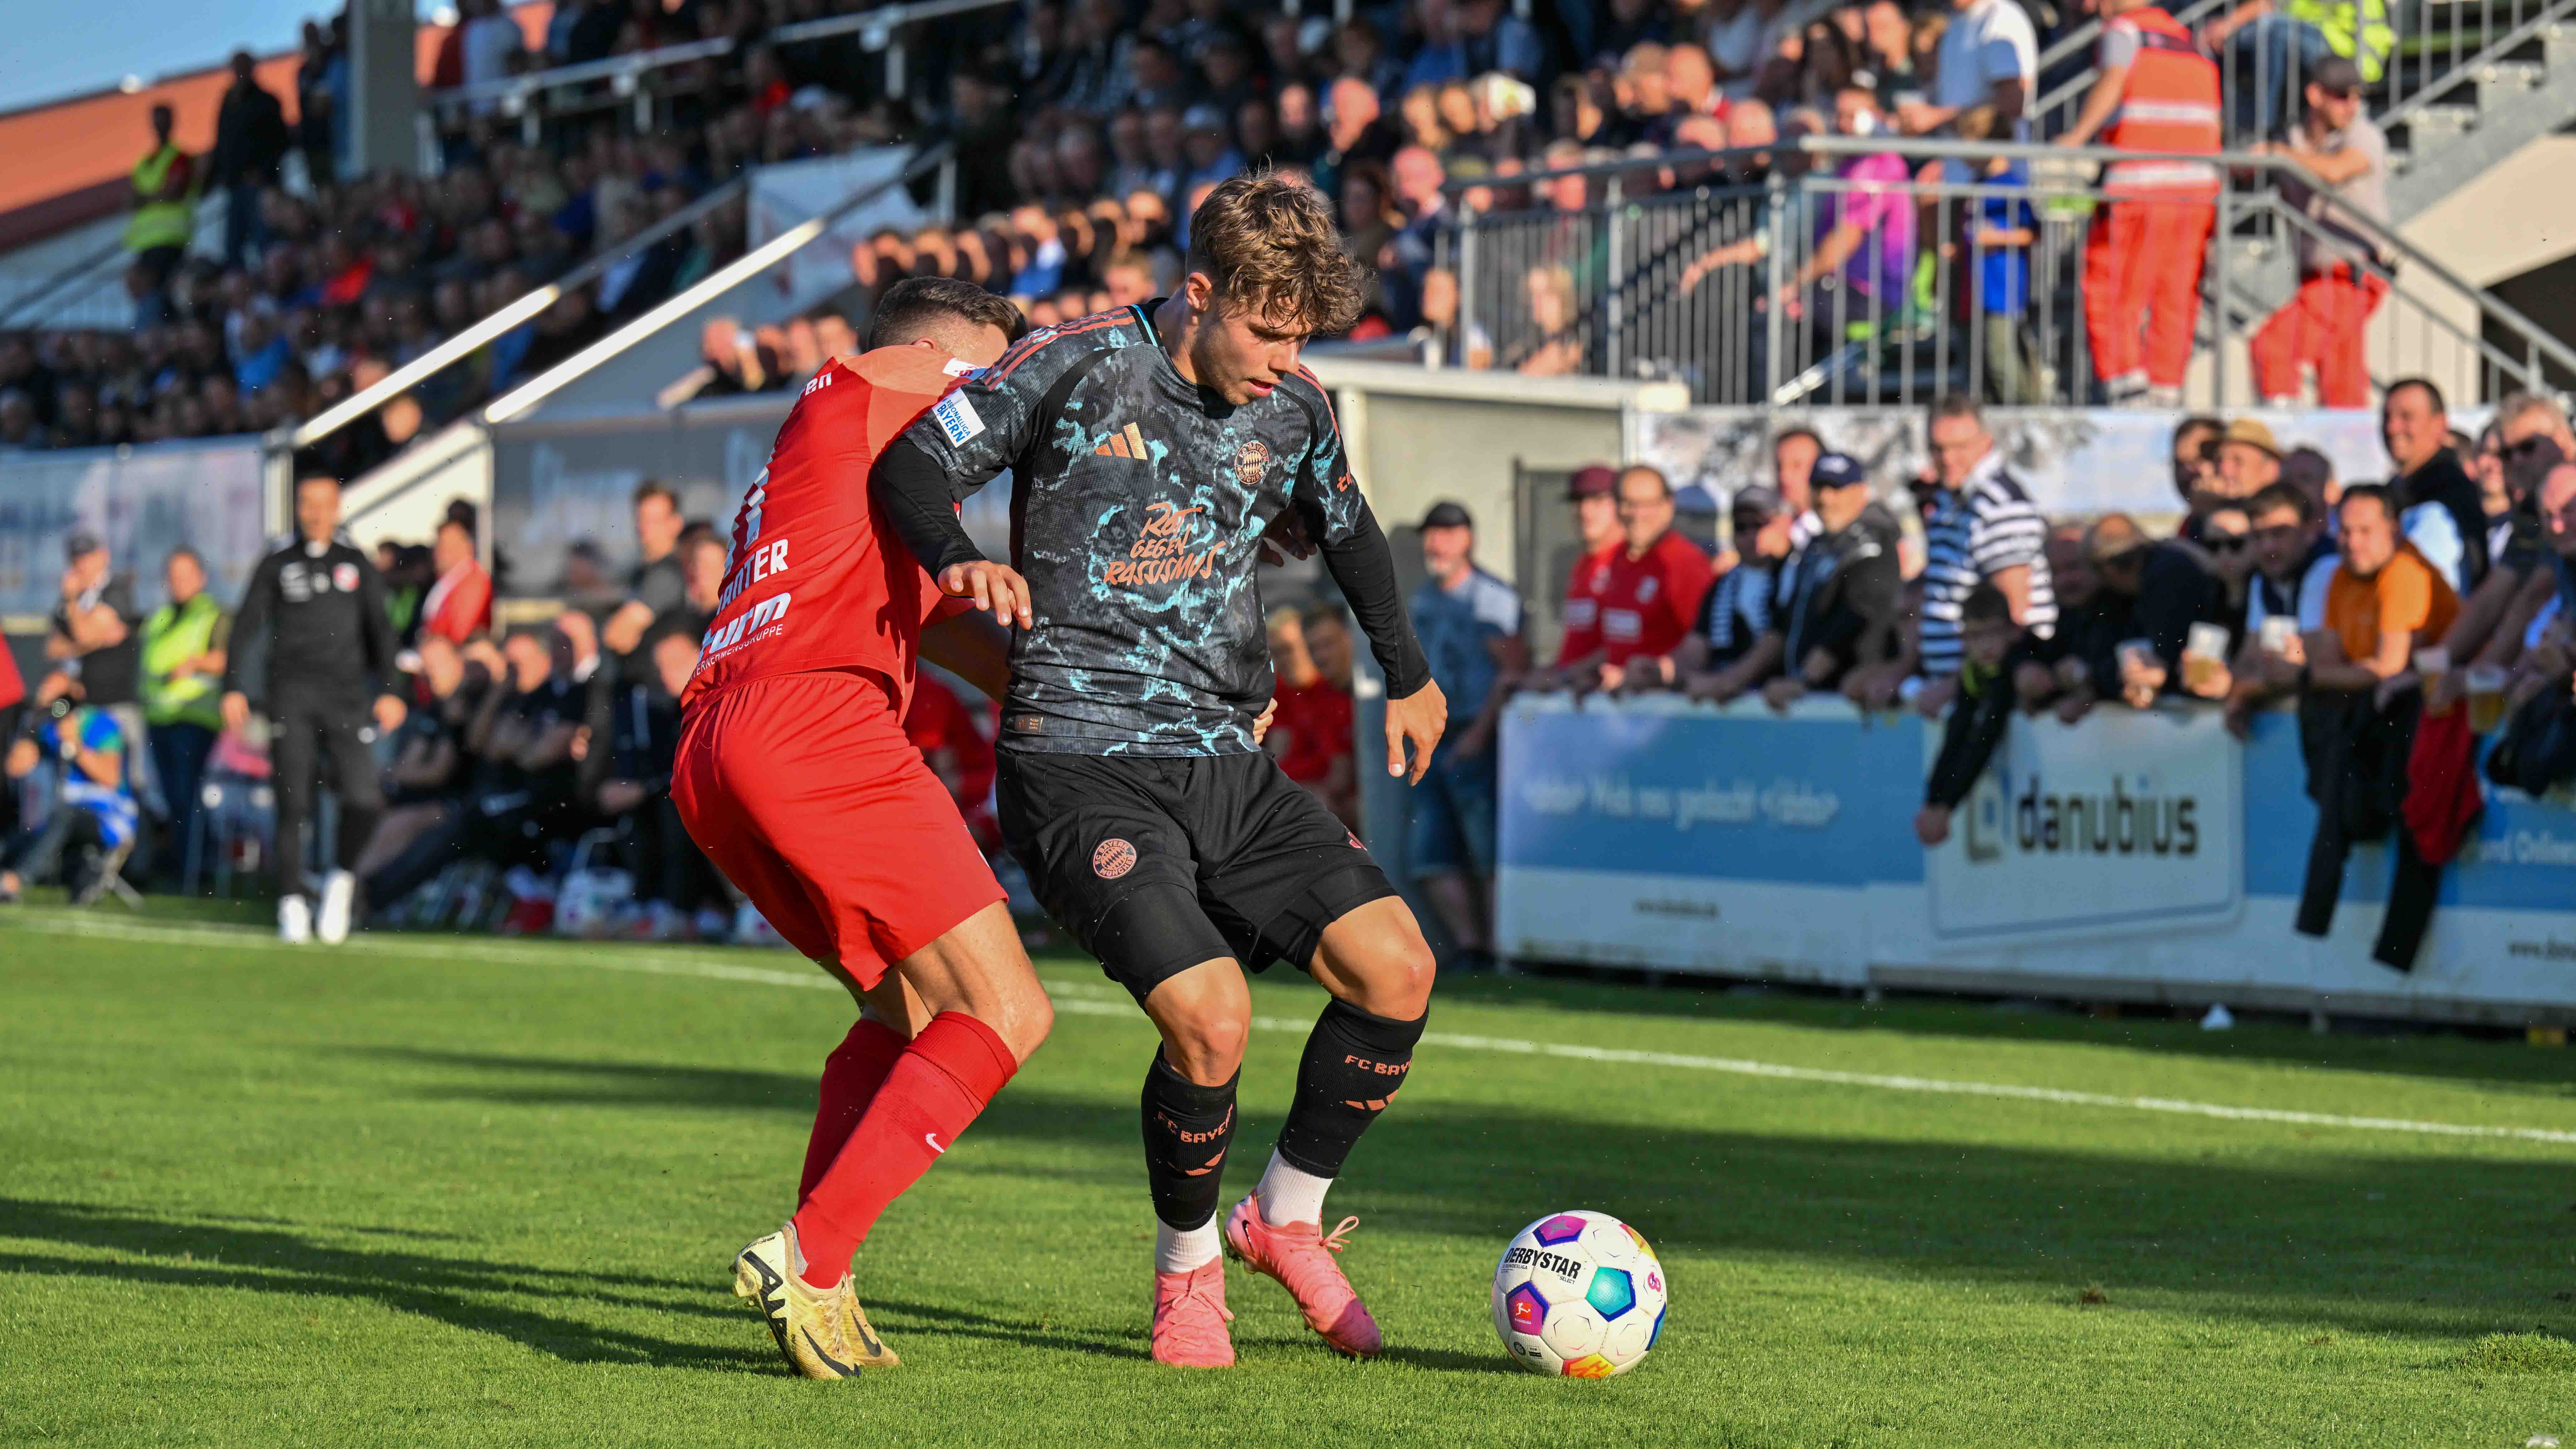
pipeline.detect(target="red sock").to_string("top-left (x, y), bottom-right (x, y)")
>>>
top-left (797, 1019), bottom-right (910, 1206)
top-left (791, 1012), bottom-right (1018, 1289)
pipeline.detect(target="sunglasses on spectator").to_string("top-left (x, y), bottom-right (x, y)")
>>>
top-left (2205, 532), bottom-right (2249, 553)
top-left (2502, 437), bottom-right (2553, 460)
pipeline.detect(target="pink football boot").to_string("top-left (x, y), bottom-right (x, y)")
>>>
top-left (1222, 1194), bottom-right (1382, 1357)
top-left (1149, 1259), bottom-right (1236, 1367)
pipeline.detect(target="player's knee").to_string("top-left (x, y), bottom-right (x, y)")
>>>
top-left (1348, 921), bottom-right (1438, 1020)
top-left (1162, 1005), bottom-right (1249, 1084)
top-left (1005, 980), bottom-right (1056, 1063)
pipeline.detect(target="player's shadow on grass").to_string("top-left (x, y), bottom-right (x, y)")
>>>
top-left (0, 1198), bottom-right (776, 1374)
top-left (328, 1047), bottom-right (2576, 1345)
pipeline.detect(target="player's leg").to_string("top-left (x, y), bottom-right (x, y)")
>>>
top-left (798, 971), bottom-right (934, 1204)
top-left (267, 704), bottom-right (319, 941)
top-left (1131, 946), bottom-right (1254, 1368)
top-left (1202, 758), bottom-right (1436, 1358)
top-left (997, 752), bottom-right (1245, 1366)
top-left (314, 713), bottom-right (384, 943)
top-left (787, 900), bottom-right (1050, 1290)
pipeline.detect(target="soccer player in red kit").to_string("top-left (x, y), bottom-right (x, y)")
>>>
top-left (673, 277), bottom-right (1055, 1379)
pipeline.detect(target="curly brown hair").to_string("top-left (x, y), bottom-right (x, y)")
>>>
top-left (1184, 169), bottom-right (1368, 337)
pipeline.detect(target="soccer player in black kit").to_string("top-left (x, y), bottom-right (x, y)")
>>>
top-left (222, 473), bottom-right (407, 944)
top-left (875, 172), bottom-right (1449, 1368)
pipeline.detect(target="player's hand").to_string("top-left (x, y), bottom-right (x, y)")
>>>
top-left (221, 691), bottom-right (250, 735)
top-left (940, 559), bottom-right (1032, 628)
top-left (1914, 675), bottom-right (1957, 720)
top-left (1257, 510), bottom-right (1315, 566)
top-left (569, 724), bottom-right (592, 762)
top-left (373, 693), bottom-right (408, 734)
top-left (1251, 697), bottom-right (1277, 746)
top-left (1384, 678), bottom-right (1448, 784)
top-left (1915, 805), bottom-right (1951, 846)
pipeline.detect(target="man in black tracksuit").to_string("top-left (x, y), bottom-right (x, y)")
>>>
top-left (222, 473), bottom-right (407, 943)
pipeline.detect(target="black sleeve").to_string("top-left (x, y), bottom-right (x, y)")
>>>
top-left (2136, 550), bottom-right (2216, 681)
top-left (873, 433), bottom-right (986, 578)
top-left (354, 549), bottom-right (401, 692)
top-left (1925, 686), bottom-right (2010, 809)
top-left (1315, 497), bottom-right (1433, 699)
top-left (1809, 546), bottom-right (1901, 666)
top-left (223, 552), bottom-right (278, 708)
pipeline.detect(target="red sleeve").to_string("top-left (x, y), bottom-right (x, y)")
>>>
top-left (1556, 576), bottom-right (1601, 666)
top-left (0, 636), bottom-right (23, 711)
top-left (1665, 540), bottom-right (1717, 639)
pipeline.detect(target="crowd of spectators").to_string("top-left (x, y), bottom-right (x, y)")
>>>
top-left (1450, 383), bottom-right (2572, 969)
top-left (0, 481), bottom-right (999, 942)
top-left (0, 0), bottom-right (2426, 457)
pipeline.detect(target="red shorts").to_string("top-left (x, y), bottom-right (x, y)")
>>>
top-left (674, 670), bottom-right (1003, 988)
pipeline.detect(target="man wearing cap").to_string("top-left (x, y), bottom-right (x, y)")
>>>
top-left (1590, 467), bottom-right (1719, 692)
top-left (1408, 502), bottom-right (1525, 969)
top-left (45, 532), bottom-right (158, 831)
top-left (1655, 487), bottom-right (1793, 703)
top-left (2210, 417), bottom-right (2283, 509)
top-left (2379, 377), bottom-right (2486, 594)
top-left (1535, 464), bottom-right (1626, 690)
top-left (1756, 451), bottom-right (1906, 710)
top-left (2248, 59), bottom-right (2387, 411)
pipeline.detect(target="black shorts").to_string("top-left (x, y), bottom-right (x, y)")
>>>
top-left (997, 749), bottom-right (1397, 1005)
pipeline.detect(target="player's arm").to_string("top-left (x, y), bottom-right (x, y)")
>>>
top-left (221, 552), bottom-right (281, 733)
top-left (875, 436), bottom-right (1030, 627)
top-left (919, 607), bottom-right (1013, 700)
top-left (875, 341), bottom-right (1086, 627)
top-left (1284, 378), bottom-right (1446, 780)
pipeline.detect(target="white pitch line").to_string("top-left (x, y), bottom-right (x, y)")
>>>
top-left (13, 912), bottom-right (2576, 1147)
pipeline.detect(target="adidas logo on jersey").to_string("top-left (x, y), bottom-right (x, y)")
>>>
top-left (1093, 423), bottom-right (1150, 460)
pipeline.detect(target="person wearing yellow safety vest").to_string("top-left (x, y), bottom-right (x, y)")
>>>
top-left (141, 546), bottom-right (230, 886)
top-left (2059, 0), bottom-right (2224, 407)
top-left (2200, 0), bottom-right (2390, 140)
top-left (125, 103), bottom-right (199, 323)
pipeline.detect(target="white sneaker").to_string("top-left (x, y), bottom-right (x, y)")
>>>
top-left (316, 869), bottom-right (356, 944)
top-left (279, 895), bottom-right (313, 944)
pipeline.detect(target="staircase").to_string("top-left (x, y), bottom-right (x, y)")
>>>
top-left (2035, 0), bottom-right (2576, 226)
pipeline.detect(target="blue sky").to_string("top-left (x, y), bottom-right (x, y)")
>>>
top-left (0, 1), bottom-right (443, 114)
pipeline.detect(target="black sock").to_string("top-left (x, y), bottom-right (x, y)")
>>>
top-left (1140, 1051), bottom-right (1238, 1230)
top-left (1275, 998), bottom-right (1427, 1179)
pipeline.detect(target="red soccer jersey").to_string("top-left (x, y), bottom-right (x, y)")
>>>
top-left (1555, 543), bottom-right (1621, 666)
top-left (1269, 676), bottom-right (1353, 785)
top-left (684, 344), bottom-right (976, 717)
top-left (1597, 530), bottom-right (1717, 666)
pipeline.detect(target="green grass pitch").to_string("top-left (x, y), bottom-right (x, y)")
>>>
top-left (4, 902), bottom-right (2574, 1447)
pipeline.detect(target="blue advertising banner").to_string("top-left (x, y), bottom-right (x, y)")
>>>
top-left (1495, 694), bottom-right (2576, 1017)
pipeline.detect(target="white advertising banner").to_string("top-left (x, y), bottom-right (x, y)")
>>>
top-left (1927, 710), bottom-right (2242, 945)
top-left (747, 147), bottom-right (930, 316)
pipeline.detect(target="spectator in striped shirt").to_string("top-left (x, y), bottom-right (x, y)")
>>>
top-left (1914, 395), bottom-right (2055, 717)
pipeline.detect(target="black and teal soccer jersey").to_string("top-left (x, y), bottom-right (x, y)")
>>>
top-left (892, 303), bottom-right (1417, 757)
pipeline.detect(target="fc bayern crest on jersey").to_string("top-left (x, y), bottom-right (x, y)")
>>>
top-left (334, 562), bottom-right (360, 592)
top-left (1093, 838), bottom-right (1138, 879)
top-left (1233, 440), bottom-right (1271, 490)
top-left (1636, 576), bottom-right (1659, 603)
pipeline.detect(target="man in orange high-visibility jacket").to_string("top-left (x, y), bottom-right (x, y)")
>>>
top-left (2060, 0), bottom-right (2224, 406)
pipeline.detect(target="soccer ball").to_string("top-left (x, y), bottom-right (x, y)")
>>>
top-left (1490, 1210), bottom-right (1667, 1377)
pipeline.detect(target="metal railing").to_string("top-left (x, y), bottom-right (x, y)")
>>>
top-left (2036, 0), bottom-right (2576, 146)
top-left (1442, 134), bottom-right (2576, 408)
top-left (426, 0), bottom-right (1019, 143)
top-left (283, 176), bottom-right (748, 453)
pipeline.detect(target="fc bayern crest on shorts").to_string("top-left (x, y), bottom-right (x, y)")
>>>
top-left (1093, 838), bottom-right (1138, 879)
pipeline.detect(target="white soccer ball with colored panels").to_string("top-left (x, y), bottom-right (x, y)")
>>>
top-left (1490, 1210), bottom-right (1667, 1377)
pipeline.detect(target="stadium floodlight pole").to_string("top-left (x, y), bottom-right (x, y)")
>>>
top-left (483, 145), bottom-right (956, 426)
top-left (286, 177), bottom-right (749, 451)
